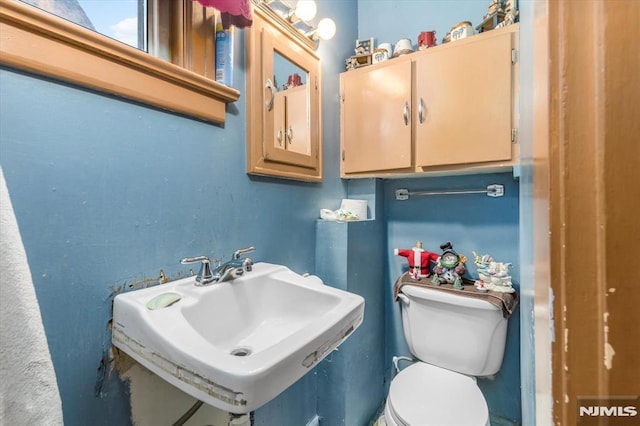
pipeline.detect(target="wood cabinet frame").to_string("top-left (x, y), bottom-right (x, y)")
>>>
top-left (340, 24), bottom-right (519, 179)
top-left (246, 3), bottom-right (322, 182)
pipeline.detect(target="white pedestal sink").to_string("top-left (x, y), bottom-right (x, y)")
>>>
top-left (112, 262), bottom-right (364, 414)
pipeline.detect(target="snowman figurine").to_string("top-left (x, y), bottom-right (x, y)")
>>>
top-left (431, 241), bottom-right (467, 289)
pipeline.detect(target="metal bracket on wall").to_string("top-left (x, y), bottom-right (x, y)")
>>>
top-left (394, 184), bottom-right (504, 201)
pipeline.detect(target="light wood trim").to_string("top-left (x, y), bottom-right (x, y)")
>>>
top-left (246, 6), bottom-right (322, 182)
top-left (262, 25), bottom-right (319, 169)
top-left (549, 1), bottom-right (640, 424)
top-left (340, 159), bottom-right (517, 180)
top-left (0, 0), bottom-right (239, 124)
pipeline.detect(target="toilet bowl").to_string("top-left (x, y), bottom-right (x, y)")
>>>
top-left (388, 282), bottom-right (511, 426)
top-left (384, 363), bottom-right (489, 426)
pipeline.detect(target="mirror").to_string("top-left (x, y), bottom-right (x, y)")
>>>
top-left (246, 1), bottom-right (322, 181)
top-left (271, 52), bottom-right (310, 155)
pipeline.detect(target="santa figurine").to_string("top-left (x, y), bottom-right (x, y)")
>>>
top-left (394, 241), bottom-right (439, 279)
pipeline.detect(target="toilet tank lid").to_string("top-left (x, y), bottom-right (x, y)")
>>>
top-left (402, 285), bottom-right (500, 311)
top-left (389, 363), bottom-right (488, 426)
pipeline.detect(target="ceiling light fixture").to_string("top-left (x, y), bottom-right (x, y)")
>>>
top-left (316, 17), bottom-right (336, 40)
top-left (262, 0), bottom-right (336, 42)
top-left (294, 0), bottom-right (317, 21)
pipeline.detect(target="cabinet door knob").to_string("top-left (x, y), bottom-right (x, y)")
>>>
top-left (286, 126), bottom-right (294, 144)
top-left (277, 128), bottom-right (283, 146)
top-left (265, 78), bottom-right (275, 111)
top-left (418, 98), bottom-right (425, 124)
top-left (403, 101), bottom-right (410, 126)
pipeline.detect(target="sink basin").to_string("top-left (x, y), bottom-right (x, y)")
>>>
top-left (112, 262), bottom-right (364, 413)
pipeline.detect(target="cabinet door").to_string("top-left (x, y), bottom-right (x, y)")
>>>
top-left (341, 59), bottom-right (412, 174)
top-left (272, 87), bottom-right (309, 155)
top-left (273, 91), bottom-right (286, 150)
top-left (285, 85), bottom-right (310, 155)
top-left (246, 7), bottom-right (322, 181)
top-left (414, 31), bottom-right (513, 167)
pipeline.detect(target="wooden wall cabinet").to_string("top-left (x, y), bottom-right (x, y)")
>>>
top-left (340, 24), bottom-right (518, 178)
top-left (272, 85), bottom-right (311, 156)
top-left (246, 2), bottom-right (322, 181)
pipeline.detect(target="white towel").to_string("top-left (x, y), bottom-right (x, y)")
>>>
top-left (0, 167), bottom-right (64, 425)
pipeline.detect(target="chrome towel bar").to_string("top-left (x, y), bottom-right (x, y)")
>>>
top-left (394, 184), bottom-right (504, 200)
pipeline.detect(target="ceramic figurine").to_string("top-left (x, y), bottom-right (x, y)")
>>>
top-left (473, 251), bottom-right (493, 280)
top-left (395, 241), bottom-right (439, 279)
top-left (471, 251), bottom-right (515, 293)
top-left (431, 242), bottom-right (467, 289)
top-left (355, 38), bottom-right (374, 55)
top-left (487, 0), bottom-right (504, 16)
top-left (496, 0), bottom-right (519, 28)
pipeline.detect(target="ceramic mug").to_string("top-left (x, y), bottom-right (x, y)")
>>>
top-left (418, 31), bottom-right (437, 49)
top-left (372, 49), bottom-right (389, 64)
top-left (393, 38), bottom-right (413, 57)
top-left (378, 42), bottom-right (393, 58)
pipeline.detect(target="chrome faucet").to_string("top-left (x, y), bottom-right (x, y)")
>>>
top-left (181, 247), bottom-right (255, 286)
top-left (213, 247), bottom-right (255, 282)
top-left (180, 255), bottom-right (216, 285)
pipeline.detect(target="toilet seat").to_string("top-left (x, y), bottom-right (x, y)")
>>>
top-left (386, 362), bottom-right (489, 426)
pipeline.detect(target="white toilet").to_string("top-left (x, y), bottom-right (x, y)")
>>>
top-left (384, 284), bottom-right (509, 426)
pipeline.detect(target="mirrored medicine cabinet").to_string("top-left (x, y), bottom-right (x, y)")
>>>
top-left (246, 0), bottom-right (322, 181)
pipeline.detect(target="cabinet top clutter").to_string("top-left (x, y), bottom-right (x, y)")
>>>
top-left (340, 24), bottom-right (519, 179)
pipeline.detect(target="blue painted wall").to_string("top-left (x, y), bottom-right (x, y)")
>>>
top-left (358, 0), bottom-right (489, 51)
top-left (316, 179), bottom-right (387, 425)
top-left (0, 1), bottom-right (356, 424)
top-left (0, 66), bottom-right (326, 424)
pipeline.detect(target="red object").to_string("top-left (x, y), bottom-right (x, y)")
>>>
top-left (192, 0), bottom-right (252, 28)
top-left (418, 31), bottom-right (437, 48)
top-left (287, 73), bottom-right (302, 88)
top-left (395, 246), bottom-right (439, 278)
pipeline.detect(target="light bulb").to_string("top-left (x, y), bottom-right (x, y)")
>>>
top-left (316, 17), bottom-right (336, 40)
top-left (295, 0), bottom-right (317, 21)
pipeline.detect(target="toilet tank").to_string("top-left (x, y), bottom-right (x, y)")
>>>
top-left (399, 285), bottom-right (509, 376)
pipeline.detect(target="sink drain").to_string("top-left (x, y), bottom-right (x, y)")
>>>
top-left (230, 347), bottom-right (252, 357)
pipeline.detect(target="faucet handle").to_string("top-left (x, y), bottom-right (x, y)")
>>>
top-left (180, 255), bottom-right (209, 264)
top-left (180, 256), bottom-right (215, 285)
top-left (233, 246), bottom-right (255, 260)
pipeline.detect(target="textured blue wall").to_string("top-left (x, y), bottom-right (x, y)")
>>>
top-left (385, 173), bottom-right (521, 424)
top-left (358, 0), bottom-right (489, 51)
top-left (316, 181), bottom-right (386, 425)
top-left (0, 0), bottom-right (355, 422)
top-left (0, 66), bottom-right (325, 425)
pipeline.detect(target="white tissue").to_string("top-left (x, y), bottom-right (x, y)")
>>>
top-left (320, 208), bottom-right (359, 221)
